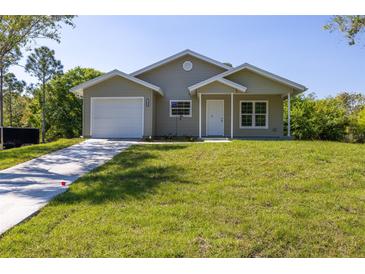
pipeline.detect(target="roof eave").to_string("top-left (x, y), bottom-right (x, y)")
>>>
top-left (69, 69), bottom-right (164, 96)
top-left (131, 49), bottom-right (231, 77)
top-left (188, 63), bottom-right (307, 94)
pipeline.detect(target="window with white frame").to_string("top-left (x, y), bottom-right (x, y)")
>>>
top-left (240, 101), bottom-right (268, 128)
top-left (170, 100), bottom-right (192, 117)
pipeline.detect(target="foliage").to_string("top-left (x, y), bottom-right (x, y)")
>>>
top-left (25, 46), bottom-right (63, 142)
top-left (0, 138), bottom-right (82, 171)
top-left (284, 93), bottom-right (317, 139)
top-left (27, 67), bottom-right (102, 140)
top-left (3, 93), bottom-right (30, 128)
top-left (357, 108), bottom-right (365, 130)
top-left (25, 47), bottom-right (63, 82)
top-left (46, 67), bottom-right (102, 139)
top-left (324, 15), bottom-right (365, 45)
top-left (313, 97), bottom-right (347, 140)
top-left (0, 47), bottom-right (22, 128)
top-left (0, 16), bottom-right (75, 59)
top-left (3, 72), bottom-right (26, 127)
top-left (348, 107), bottom-right (365, 143)
top-left (0, 16), bottom-right (75, 127)
top-left (336, 91), bottom-right (365, 115)
top-left (336, 92), bottom-right (365, 143)
top-left (284, 92), bottom-right (365, 142)
top-left (0, 141), bottom-right (364, 257)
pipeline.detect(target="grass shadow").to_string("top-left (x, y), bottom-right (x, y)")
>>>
top-left (138, 144), bottom-right (189, 151)
top-left (52, 144), bottom-right (191, 205)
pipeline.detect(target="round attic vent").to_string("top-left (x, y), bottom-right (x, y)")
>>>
top-left (183, 61), bottom-right (193, 71)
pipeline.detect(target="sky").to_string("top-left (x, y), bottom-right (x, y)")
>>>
top-left (11, 16), bottom-right (365, 98)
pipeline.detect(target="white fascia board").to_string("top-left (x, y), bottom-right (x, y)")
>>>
top-left (130, 49), bottom-right (231, 76)
top-left (189, 78), bottom-right (247, 95)
top-left (188, 72), bottom-right (231, 93)
top-left (217, 78), bottom-right (247, 92)
top-left (189, 63), bottom-right (307, 94)
top-left (242, 63), bottom-right (307, 91)
top-left (70, 69), bottom-right (163, 96)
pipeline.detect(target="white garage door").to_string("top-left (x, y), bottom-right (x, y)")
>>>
top-left (91, 97), bottom-right (143, 138)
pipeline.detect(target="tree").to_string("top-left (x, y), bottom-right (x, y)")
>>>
top-left (284, 93), bottom-right (349, 141)
top-left (356, 108), bottom-right (365, 142)
top-left (47, 67), bottom-right (102, 139)
top-left (0, 16), bottom-right (75, 147)
top-left (336, 92), bottom-right (365, 115)
top-left (3, 92), bottom-right (31, 128)
top-left (25, 47), bottom-right (63, 142)
top-left (27, 67), bottom-right (102, 140)
top-left (324, 16), bottom-right (365, 45)
top-left (313, 98), bottom-right (348, 141)
top-left (0, 48), bottom-right (22, 130)
top-left (284, 93), bottom-right (317, 139)
top-left (3, 73), bottom-right (26, 127)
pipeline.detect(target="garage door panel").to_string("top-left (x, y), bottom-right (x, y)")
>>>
top-left (91, 98), bottom-right (143, 138)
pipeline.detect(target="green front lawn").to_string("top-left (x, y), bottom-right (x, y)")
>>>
top-left (0, 138), bottom-right (83, 170)
top-left (0, 140), bottom-right (364, 257)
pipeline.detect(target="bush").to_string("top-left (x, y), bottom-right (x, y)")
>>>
top-left (313, 98), bottom-right (347, 141)
top-left (349, 107), bottom-right (365, 143)
top-left (284, 94), bottom-right (317, 140)
top-left (284, 94), bottom-right (348, 141)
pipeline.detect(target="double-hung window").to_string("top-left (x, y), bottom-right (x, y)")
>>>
top-left (240, 101), bottom-right (268, 128)
top-left (170, 100), bottom-right (192, 117)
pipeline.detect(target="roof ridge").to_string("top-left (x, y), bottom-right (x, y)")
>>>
top-left (188, 62), bottom-right (307, 93)
top-left (130, 49), bottom-right (231, 76)
top-left (70, 69), bottom-right (164, 96)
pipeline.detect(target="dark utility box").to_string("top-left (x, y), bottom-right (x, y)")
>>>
top-left (2, 127), bottom-right (40, 148)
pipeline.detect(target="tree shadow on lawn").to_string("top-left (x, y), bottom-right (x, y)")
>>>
top-left (52, 144), bottom-right (191, 205)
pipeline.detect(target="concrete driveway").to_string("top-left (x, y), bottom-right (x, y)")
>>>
top-left (0, 139), bottom-right (137, 235)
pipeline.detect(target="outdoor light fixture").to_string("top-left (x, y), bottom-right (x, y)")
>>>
top-left (146, 98), bottom-right (150, 107)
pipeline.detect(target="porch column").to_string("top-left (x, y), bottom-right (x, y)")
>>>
top-left (199, 92), bottom-right (202, 139)
top-left (231, 92), bottom-right (233, 138)
top-left (287, 92), bottom-right (291, 137)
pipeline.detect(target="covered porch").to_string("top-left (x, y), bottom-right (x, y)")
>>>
top-left (190, 80), bottom-right (293, 139)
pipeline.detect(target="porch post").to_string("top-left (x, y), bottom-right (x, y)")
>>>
top-left (231, 92), bottom-right (233, 139)
top-left (199, 92), bottom-right (202, 139)
top-left (287, 92), bottom-right (291, 137)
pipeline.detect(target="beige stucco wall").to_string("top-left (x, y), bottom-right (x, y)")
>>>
top-left (226, 69), bottom-right (292, 94)
top-left (136, 55), bottom-right (227, 136)
top-left (198, 81), bottom-right (234, 94)
top-left (82, 76), bottom-right (155, 137)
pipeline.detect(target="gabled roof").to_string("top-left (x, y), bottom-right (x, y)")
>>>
top-left (217, 78), bottom-right (247, 92)
top-left (70, 69), bottom-right (163, 96)
top-left (188, 63), bottom-right (307, 94)
top-left (189, 78), bottom-right (247, 95)
top-left (130, 49), bottom-right (232, 76)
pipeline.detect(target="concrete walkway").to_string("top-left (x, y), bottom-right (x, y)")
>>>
top-left (0, 139), bottom-right (137, 235)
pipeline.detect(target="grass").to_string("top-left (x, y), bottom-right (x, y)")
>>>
top-left (0, 138), bottom-right (83, 170)
top-left (0, 140), bottom-right (364, 257)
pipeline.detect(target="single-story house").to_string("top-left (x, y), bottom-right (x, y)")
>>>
top-left (70, 49), bottom-right (307, 139)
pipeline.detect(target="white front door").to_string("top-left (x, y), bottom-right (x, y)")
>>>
top-left (206, 100), bottom-right (224, 136)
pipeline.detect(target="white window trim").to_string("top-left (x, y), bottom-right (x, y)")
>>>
top-left (169, 100), bottom-right (192, 118)
top-left (239, 100), bottom-right (269, 129)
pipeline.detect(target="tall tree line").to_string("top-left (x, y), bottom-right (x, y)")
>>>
top-left (0, 16), bottom-right (75, 146)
